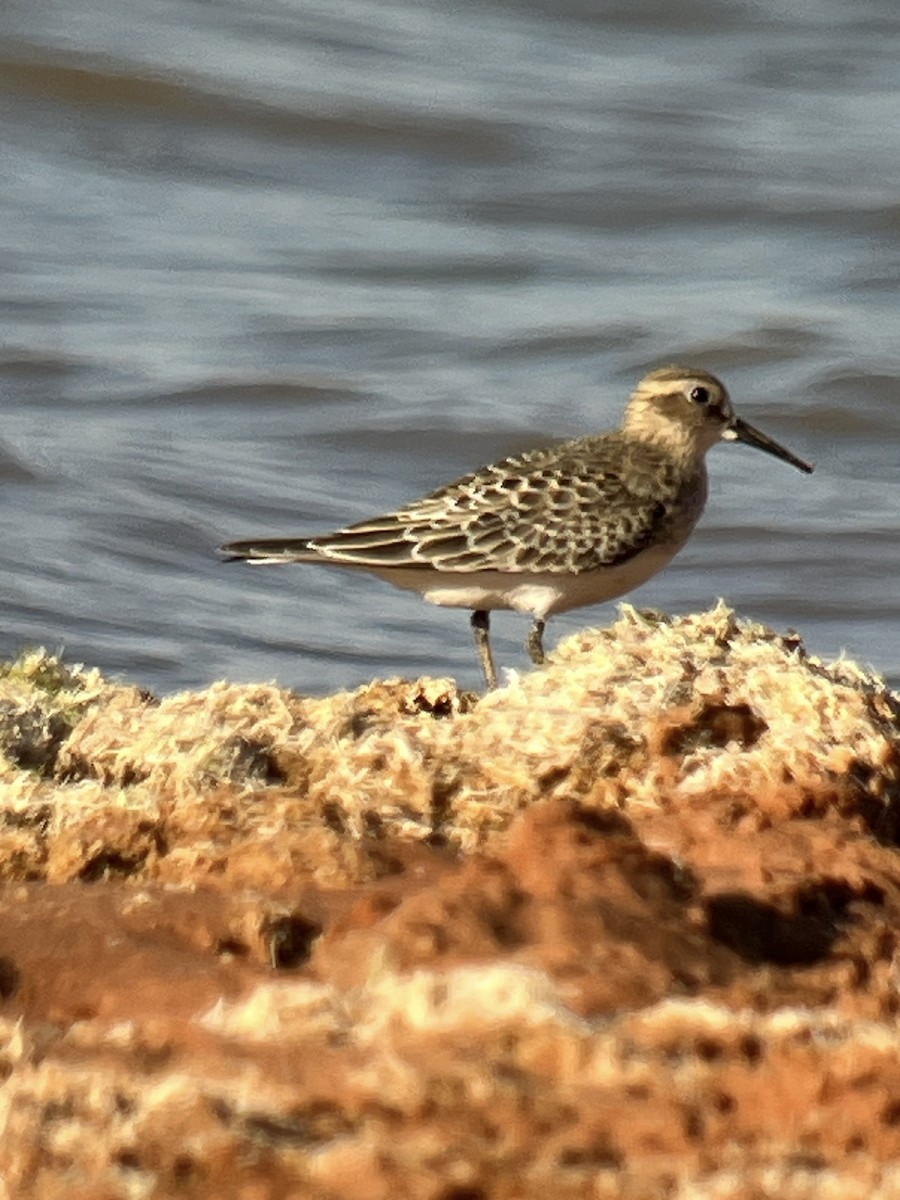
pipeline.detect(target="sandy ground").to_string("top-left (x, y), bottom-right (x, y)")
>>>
top-left (1, 604), bottom-right (899, 1199)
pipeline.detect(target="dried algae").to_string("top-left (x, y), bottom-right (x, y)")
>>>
top-left (0, 604), bottom-right (899, 1199)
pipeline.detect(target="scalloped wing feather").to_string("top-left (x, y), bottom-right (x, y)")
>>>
top-left (306, 439), bottom-right (683, 575)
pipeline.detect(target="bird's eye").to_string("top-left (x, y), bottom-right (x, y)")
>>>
top-left (689, 386), bottom-right (710, 405)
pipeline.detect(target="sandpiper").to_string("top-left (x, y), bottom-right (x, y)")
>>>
top-left (221, 366), bottom-right (813, 689)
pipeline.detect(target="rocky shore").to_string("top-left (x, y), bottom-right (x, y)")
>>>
top-left (1, 603), bottom-right (899, 1199)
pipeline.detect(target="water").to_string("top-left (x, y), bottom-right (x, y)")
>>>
top-left (0, 0), bottom-right (898, 695)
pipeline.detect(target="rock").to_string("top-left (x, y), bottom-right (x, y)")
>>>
top-left (1, 605), bottom-right (899, 1198)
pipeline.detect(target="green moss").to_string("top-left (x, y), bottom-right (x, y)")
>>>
top-left (0, 650), bottom-right (112, 775)
top-left (0, 648), bottom-right (87, 697)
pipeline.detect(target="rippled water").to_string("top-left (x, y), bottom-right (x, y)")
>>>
top-left (0, 0), bottom-right (898, 694)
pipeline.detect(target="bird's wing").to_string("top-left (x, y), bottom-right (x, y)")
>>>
top-left (307, 441), bottom-right (680, 574)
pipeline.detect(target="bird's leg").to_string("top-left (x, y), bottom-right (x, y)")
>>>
top-left (470, 609), bottom-right (498, 690)
top-left (526, 618), bottom-right (545, 666)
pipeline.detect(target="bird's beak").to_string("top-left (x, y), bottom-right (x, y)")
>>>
top-left (723, 417), bottom-right (814, 474)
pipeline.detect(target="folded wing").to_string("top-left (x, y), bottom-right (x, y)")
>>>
top-left (222, 438), bottom-right (680, 575)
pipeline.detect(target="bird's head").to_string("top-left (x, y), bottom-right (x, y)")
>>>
top-left (624, 366), bottom-right (813, 473)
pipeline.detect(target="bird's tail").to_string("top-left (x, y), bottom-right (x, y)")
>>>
top-left (219, 537), bottom-right (318, 564)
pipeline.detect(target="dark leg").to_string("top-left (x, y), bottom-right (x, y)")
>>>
top-left (526, 618), bottom-right (545, 666)
top-left (470, 609), bottom-right (498, 690)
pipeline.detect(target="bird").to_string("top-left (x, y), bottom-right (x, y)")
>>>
top-left (220, 366), bottom-right (813, 690)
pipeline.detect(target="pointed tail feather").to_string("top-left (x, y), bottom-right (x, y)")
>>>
top-left (219, 537), bottom-right (318, 564)
top-left (221, 521), bottom-right (425, 568)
